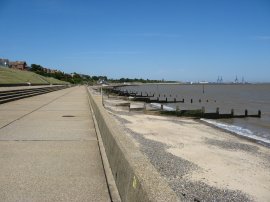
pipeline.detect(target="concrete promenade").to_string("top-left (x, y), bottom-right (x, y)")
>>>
top-left (0, 86), bottom-right (110, 201)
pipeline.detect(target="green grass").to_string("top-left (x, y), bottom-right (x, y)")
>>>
top-left (0, 67), bottom-right (69, 85)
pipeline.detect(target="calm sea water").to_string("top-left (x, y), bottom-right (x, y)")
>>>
top-left (118, 84), bottom-right (270, 145)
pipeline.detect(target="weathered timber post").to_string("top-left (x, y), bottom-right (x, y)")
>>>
top-left (199, 99), bottom-right (201, 103)
top-left (245, 109), bottom-right (248, 117)
top-left (144, 103), bottom-right (146, 113)
top-left (174, 98), bottom-right (176, 103)
top-left (202, 106), bottom-right (205, 117)
top-left (231, 109), bottom-right (234, 116)
top-left (258, 110), bottom-right (261, 118)
top-left (165, 97), bottom-right (167, 102)
top-left (216, 107), bottom-right (219, 114)
top-left (191, 99), bottom-right (193, 103)
top-left (203, 84), bottom-right (205, 94)
top-left (161, 104), bottom-right (163, 110)
top-left (182, 98), bottom-right (185, 103)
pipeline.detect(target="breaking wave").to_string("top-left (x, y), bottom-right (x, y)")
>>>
top-left (201, 119), bottom-right (270, 145)
top-left (150, 103), bottom-right (175, 111)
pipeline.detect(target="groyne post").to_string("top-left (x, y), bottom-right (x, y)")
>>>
top-left (216, 107), bottom-right (219, 115)
top-left (245, 109), bottom-right (248, 117)
top-left (191, 99), bottom-right (193, 103)
top-left (144, 103), bottom-right (146, 113)
top-left (182, 98), bottom-right (184, 103)
top-left (202, 106), bottom-right (205, 117)
top-left (231, 109), bottom-right (234, 116)
top-left (161, 104), bottom-right (163, 110)
top-left (258, 110), bottom-right (261, 118)
top-left (174, 98), bottom-right (176, 103)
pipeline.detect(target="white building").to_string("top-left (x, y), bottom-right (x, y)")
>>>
top-left (0, 58), bottom-right (10, 67)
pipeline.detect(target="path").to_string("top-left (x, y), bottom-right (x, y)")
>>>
top-left (0, 86), bottom-right (110, 201)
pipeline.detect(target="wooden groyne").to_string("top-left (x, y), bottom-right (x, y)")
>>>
top-left (108, 88), bottom-right (212, 104)
top-left (105, 88), bottom-right (261, 119)
top-left (160, 107), bottom-right (261, 119)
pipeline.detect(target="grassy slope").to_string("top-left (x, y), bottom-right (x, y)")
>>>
top-left (0, 67), bottom-right (69, 85)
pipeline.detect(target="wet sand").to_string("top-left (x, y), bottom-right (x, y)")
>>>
top-left (104, 97), bottom-right (270, 201)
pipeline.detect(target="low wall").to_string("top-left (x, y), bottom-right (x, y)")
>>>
top-left (87, 88), bottom-right (180, 202)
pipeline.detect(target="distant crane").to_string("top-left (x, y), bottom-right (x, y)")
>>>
top-left (217, 76), bottom-right (223, 83)
top-left (235, 75), bottom-right (239, 83)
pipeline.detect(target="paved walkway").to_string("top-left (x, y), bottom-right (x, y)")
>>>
top-left (0, 86), bottom-right (110, 201)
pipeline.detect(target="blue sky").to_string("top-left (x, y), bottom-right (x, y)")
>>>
top-left (0, 0), bottom-right (270, 82)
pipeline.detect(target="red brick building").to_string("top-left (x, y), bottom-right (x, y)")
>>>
top-left (9, 61), bottom-right (27, 70)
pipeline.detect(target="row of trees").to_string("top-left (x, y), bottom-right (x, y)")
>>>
top-left (30, 64), bottom-right (72, 83)
top-left (30, 64), bottom-right (106, 84)
top-left (109, 78), bottom-right (166, 83)
top-left (30, 64), bottom-right (173, 84)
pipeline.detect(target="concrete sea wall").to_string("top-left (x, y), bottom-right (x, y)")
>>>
top-left (87, 88), bottom-right (179, 202)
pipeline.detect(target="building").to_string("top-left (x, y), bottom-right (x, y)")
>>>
top-left (9, 61), bottom-right (27, 70)
top-left (97, 78), bottom-right (108, 85)
top-left (0, 58), bottom-right (10, 67)
top-left (42, 67), bottom-right (59, 74)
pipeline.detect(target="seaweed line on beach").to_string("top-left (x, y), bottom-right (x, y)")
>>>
top-left (204, 137), bottom-right (270, 169)
top-left (113, 114), bottom-right (253, 202)
top-left (204, 137), bottom-right (259, 153)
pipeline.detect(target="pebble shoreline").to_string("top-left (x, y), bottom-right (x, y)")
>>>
top-left (112, 113), bottom-right (252, 201)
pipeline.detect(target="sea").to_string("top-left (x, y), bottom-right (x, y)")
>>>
top-left (117, 84), bottom-right (270, 146)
